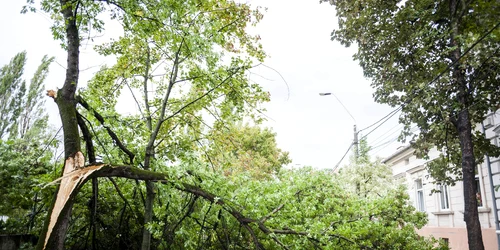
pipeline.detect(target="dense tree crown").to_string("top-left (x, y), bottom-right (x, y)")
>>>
top-left (0, 52), bottom-right (56, 236)
top-left (323, 0), bottom-right (500, 249)
top-left (323, 0), bottom-right (500, 177)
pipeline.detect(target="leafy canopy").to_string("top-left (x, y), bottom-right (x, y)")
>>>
top-left (322, 0), bottom-right (500, 184)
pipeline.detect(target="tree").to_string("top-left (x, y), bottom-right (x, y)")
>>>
top-left (24, 0), bottom-right (271, 249)
top-left (204, 122), bottom-right (291, 179)
top-left (0, 51), bottom-right (53, 139)
top-left (338, 139), bottom-right (396, 198)
top-left (21, 0), bottom-right (449, 249)
top-left (0, 52), bottom-right (56, 235)
top-left (322, 0), bottom-right (500, 249)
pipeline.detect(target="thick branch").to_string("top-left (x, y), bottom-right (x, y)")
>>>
top-left (77, 97), bottom-right (135, 164)
top-left (76, 112), bottom-right (96, 163)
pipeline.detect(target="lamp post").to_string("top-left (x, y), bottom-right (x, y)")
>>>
top-left (319, 92), bottom-right (359, 162)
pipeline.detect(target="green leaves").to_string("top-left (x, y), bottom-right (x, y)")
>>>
top-left (0, 52), bottom-right (53, 140)
top-left (204, 123), bottom-right (291, 179)
top-left (324, 0), bottom-right (500, 185)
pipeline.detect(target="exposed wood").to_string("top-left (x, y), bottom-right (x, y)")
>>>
top-left (43, 152), bottom-right (103, 249)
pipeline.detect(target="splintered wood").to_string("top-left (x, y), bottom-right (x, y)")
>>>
top-left (46, 89), bottom-right (57, 99)
top-left (43, 152), bottom-right (104, 249)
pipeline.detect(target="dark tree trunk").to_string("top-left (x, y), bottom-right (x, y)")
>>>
top-left (450, 0), bottom-right (484, 248)
top-left (36, 1), bottom-right (81, 249)
top-left (457, 109), bottom-right (484, 250)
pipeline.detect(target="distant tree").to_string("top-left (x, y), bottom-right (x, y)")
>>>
top-left (204, 122), bottom-right (291, 179)
top-left (0, 51), bottom-right (53, 139)
top-left (0, 52), bottom-right (55, 235)
top-left (339, 139), bottom-right (396, 198)
top-left (322, 0), bottom-right (500, 248)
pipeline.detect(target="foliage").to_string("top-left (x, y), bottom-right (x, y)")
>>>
top-left (204, 122), bottom-right (291, 179)
top-left (322, 0), bottom-right (500, 184)
top-left (0, 138), bottom-right (56, 235)
top-left (60, 163), bottom-right (447, 249)
top-left (0, 51), bottom-right (53, 139)
top-left (145, 166), bottom-right (445, 249)
top-left (338, 139), bottom-right (397, 198)
top-left (322, 0), bottom-right (500, 248)
top-left (19, 0), bottom-right (447, 249)
top-left (0, 52), bottom-right (56, 236)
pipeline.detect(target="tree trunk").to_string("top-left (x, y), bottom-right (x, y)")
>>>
top-left (141, 48), bottom-right (155, 250)
top-left (450, 0), bottom-right (484, 248)
top-left (141, 181), bottom-right (155, 250)
top-left (456, 109), bottom-right (484, 250)
top-left (36, 1), bottom-right (81, 249)
top-left (141, 145), bottom-right (155, 250)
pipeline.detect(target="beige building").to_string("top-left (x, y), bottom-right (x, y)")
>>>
top-left (383, 112), bottom-right (500, 249)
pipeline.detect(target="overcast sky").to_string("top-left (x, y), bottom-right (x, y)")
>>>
top-left (0, 0), bottom-right (406, 169)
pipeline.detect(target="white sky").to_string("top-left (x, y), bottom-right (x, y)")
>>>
top-left (0, 0), bottom-right (407, 169)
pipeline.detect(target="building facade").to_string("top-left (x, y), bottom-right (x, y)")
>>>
top-left (383, 111), bottom-right (500, 249)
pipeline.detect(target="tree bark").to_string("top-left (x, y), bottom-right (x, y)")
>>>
top-left (141, 46), bottom-right (155, 250)
top-left (450, 0), bottom-right (484, 249)
top-left (36, 1), bottom-right (81, 249)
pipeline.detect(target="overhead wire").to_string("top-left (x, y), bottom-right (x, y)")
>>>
top-left (370, 125), bottom-right (419, 155)
top-left (358, 106), bottom-right (402, 133)
top-left (369, 123), bottom-right (403, 147)
top-left (332, 142), bottom-right (354, 172)
top-left (359, 109), bottom-right (400, 141)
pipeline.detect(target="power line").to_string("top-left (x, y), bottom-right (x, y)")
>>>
top-left (319, 92), bottom-right (356, 123)
top-left (370, 125), bottom-right (419, 155)
top-left (333, 142), bottom-right (353, 172)
top-left (359, 107), bottom-right (401, 133)
top-left (369, 123), bottom-right (403, 146)
top-left (360, 109), bottom-right (400, 141)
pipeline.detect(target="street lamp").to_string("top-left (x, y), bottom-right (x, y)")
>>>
top-left (319, 92), bottom-right (359, 162)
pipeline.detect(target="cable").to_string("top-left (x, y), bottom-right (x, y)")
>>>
top-left (260, 64), bottom-right (290, 101)
top-left (369, 123), bottom-right (403, 146)
top-left (370, 138), bottom-right (398, 151)
top-left (360, 109), bottom-right (400, 141)
top-left (370, 125), bottom-right (419, 155)
top-left (333, 142), bottom-right (354, 172)
top-left (359, 106), bottom-right (401, 133)
top-left (331, 92), bottom-right (356, 123)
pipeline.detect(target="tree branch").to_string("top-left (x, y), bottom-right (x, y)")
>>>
top-left (76, 112), bottom-right (96, 163)
top-left (77, 97), bottom-right (135, 164)
top-left (162, 67), bottom-right (243, 123)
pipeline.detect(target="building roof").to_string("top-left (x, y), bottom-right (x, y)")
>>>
top-left (381, 144), bottom-right (413, 164)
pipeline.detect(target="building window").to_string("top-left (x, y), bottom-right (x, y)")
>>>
top-left (415, 179), bottom-right (425, 211)
top-left (441, 238), bottom-right (449, 247)
top-left (438, 184), bottom-right (450, 210)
